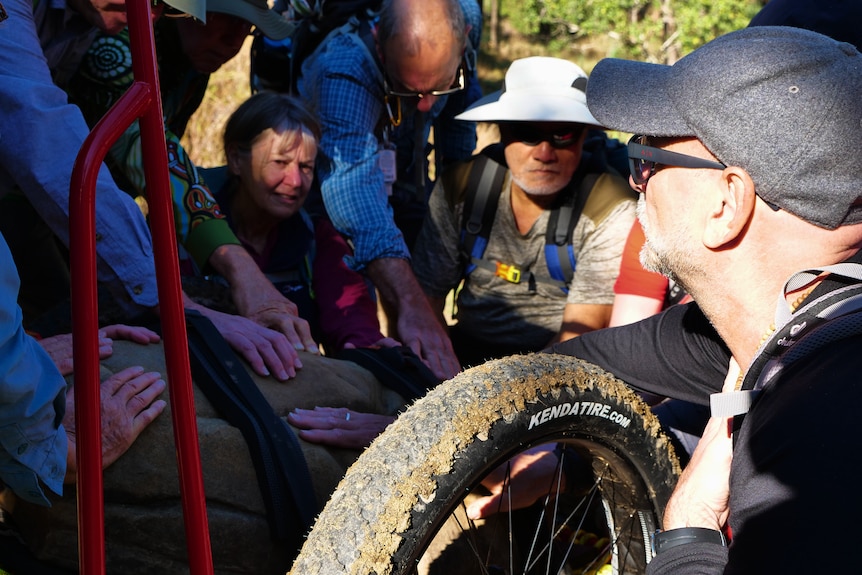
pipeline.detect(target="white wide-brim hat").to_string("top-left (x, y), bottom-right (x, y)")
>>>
top-left (456, 56), bottom-right (604, 127)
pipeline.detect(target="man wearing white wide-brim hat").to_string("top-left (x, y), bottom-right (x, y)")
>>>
top-left (412, 56), bottom-right (637, 368)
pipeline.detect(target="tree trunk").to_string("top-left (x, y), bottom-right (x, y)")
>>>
top-left (489, 0), bottom-right (499, 49)
top-left (661, 0), bottom-right (680, 64)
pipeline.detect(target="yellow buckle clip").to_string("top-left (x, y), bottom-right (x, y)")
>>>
top-left (495, 262), bottom-right (521, 283)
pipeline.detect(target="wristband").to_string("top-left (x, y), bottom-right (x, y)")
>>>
top-left (652, 527), bottom-right (727, 555)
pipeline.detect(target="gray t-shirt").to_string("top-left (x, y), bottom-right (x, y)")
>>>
top-left (413, 171), bottom-right (636, 350)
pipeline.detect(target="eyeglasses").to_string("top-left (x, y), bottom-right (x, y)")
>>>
top-left (384, 66), bottom-right (466, 100)
top-left (500, 124), bottom-right (586, 149)
top-left (628, 134), bottom-right (726, 186)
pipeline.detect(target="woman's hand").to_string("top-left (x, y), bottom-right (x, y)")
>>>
top-left (288, 407), bottom-right (395, 450)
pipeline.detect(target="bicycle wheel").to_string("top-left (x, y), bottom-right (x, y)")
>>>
top-left (289, 353), bottom-right (681, 575)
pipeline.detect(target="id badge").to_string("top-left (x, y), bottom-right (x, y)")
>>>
top-left (378, 145), bottom-right (397, 197)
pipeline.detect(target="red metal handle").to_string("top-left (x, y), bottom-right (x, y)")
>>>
top-left (69, 1), bottom-right (213, 573)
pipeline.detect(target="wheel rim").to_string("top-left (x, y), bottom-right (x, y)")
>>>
top-left (406, 438), bottom-right (660, 575)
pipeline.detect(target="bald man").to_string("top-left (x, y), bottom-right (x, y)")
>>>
top-left (296, 0), bottom-right (482, 380)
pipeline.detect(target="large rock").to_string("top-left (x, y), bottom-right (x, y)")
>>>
top-left (8, 340), bottom-right (405, 574)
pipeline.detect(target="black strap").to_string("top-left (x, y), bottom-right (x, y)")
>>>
top-left (185, 310), bottom-right (317, 543)
top-left (728, 272), bottom-right (862, 443)
top-left (461, 152), bottom-right (507, 266)
top-left (544, 170), bottom-right (595, 286)
top-left (740, 273), bottom-right (862, 396)
top-left (335, 345), bottom-right (441, 402)
top-left (664, 280), bottom-right (688, 307)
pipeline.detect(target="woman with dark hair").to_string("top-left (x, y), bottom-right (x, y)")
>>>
top-left (204, 92), bottom-right (396, 355)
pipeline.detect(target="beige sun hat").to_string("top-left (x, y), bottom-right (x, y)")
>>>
top-left (207, 0), bottom-right (297, 40)
top-left (161, 0), bottom-right (207, 22)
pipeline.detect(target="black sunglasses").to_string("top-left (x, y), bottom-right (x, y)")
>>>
top-left (501, 124), bottom-right (586, 149)
top-left (628, 134), bottom-right (726, 186)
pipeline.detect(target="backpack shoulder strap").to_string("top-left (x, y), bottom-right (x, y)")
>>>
top-left (543, 172), bottom-right (594, 289)
top-left (440, 147), bottom-right (508, 274)
top-left (544, 171), bottom-right (634, 290)
top-left (580, 172), bottom-right (638, 225)
top-left (720, 283), bottom-right (862, 445)
top-left (740, 262), bottom-right (862, 398)
top-left (707, 262), bottom-right (862, 442)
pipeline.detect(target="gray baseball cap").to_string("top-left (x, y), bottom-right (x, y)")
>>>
top-left (586, 26), bottom-right (862, 230)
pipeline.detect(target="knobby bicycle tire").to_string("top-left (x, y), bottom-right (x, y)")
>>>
top-left (289, 353), bottom-right (682, 575)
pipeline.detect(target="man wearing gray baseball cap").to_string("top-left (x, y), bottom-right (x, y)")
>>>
top-left (582, 25), bottom-right (862, 573)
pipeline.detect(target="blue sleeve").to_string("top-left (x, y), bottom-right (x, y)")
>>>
top-left (0, 0), bottom-right (158, 315)
top-left (0, 234), bottom-right (67, 506)
top-left (299, 33), bottom-right (409, 270)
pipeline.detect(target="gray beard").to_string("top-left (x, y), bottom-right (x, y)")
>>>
top-left (636, 198), bottom-right (685, 287)
top-left (510, 174), bottom-right (565, 198)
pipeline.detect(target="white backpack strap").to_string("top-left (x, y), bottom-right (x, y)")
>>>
top-left (775, 262), bottom-right (862, 325)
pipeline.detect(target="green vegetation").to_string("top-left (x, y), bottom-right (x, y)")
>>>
top-left (495, 0), bottom-right (764, 64)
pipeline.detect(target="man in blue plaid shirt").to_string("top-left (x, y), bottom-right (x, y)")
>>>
top-left (298, 0), bottom-right (482, 379)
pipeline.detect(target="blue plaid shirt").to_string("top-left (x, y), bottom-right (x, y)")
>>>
top-left (298, 0), bottom-right (482, 270)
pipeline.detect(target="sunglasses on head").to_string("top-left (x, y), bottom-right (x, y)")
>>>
top-left (501, 124), bottom-right (586, 149)
top-left (627, 134), bottom-right (726, 186)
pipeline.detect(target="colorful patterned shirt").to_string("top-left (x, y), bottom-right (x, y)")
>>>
top-left (66, 20), bottom-right (240, 271)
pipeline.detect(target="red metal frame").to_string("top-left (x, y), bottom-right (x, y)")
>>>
top-left (68, 1), bottom-right (213, 573)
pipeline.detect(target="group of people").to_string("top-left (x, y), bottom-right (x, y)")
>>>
top-left (2, 0), bottom-right (862, 572)
top-left (295, 3), bottom-right (862, 575)
top-left (0, 0), bottom-right (481, 561)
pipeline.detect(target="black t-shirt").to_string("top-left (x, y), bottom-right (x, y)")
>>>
top-left (646, 332), bottom-right (862, 574)
top-left (546, 302), bottom-right (730, 405)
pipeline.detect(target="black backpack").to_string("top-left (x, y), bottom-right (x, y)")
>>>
top-left (250, 0), bottom-right (381, 94)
